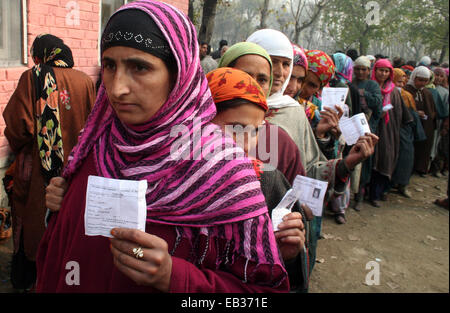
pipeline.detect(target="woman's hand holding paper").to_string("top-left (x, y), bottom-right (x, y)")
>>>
top-left (110, 228), bottom-right (172, 292)
top-left (274, 211), bottom-right (306, 261)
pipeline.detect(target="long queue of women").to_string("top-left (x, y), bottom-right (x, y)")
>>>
top-left (2, 0), bottom-right (448, 293)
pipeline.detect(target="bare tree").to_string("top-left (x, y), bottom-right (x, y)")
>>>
top-left (289, 0), bottom-right (328, 44)
top-left (259, 0), bottom-right (270, 29)
top-left (198, 0), bottom-right (219, 44)
top-left (188, 0), bottom-right (194, 22)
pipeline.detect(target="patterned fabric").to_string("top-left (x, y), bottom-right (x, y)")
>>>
top-left (100, 8), bottom-right (172, 63)
top-left (206, 67), bottom-right (268, 112)
top-left (298, 98), bottom-right (318, 122)
top-left (401, 65), bottom-right (415, 72)
top-left (292, 44), bottom-right (308, 71)
top-left (371, 58), bottom-right (395, 124)
top-left (63, 0), bottom-right (286, 287)
top-left (251, 159), bottom-right (263, 180)
top-left (305, 50), bottom-right (335, 87)
top-left (332, 53), bottom-right (353, 84)
top-left (31, 34), bottom-right (74, 180)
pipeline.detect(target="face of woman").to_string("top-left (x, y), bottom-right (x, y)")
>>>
top-left (354, 65), bottom-right (370, 81)
top-left (212, 102), bottom-right (265, 156)
top-left (375, 67), bottom-right (391, 84)
top-left (394, 76), bottom-right (405, 88)
top-left (434, 72), bottom-right (446, 86)
top-left (102, 46), bottom-right (175, 125)
top-left (284, 65), bottom-right (306, 98)
top-left (233, 55), bottom-right (271, 97)
top-left (299, 71), bottom-right (321, 100)
top-left (414, 76), bottom-right (430, 90)
top-left (270, 55), bottom-right (291, 95)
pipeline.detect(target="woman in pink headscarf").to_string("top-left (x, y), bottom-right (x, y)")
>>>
top-left (36, 1), bottom-right (288, 293)
top-left (368, 59), bottom-right (413, 207)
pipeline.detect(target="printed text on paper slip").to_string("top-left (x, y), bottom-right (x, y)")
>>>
top-left (271, 175), bottom-right (328, 231)
top-left (339, 113), bottom-right (371, 146)
top-left (85, 175), bottom-right (148, 238)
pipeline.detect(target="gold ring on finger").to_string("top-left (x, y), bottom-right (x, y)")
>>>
top-left (132, 246), bottom-right (144, 259)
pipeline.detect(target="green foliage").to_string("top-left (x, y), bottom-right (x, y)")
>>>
top-left (324, 0), bottom-right (448, 59)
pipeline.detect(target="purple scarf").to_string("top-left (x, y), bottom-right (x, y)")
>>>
top-left (63, 0), bottom-right (286, 287)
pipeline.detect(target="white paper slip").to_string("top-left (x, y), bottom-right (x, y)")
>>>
top-left (321, 87), bottom-right (349, 112)
top-left (382, 103), bottom-right (393, 112)
top-left (84, 175), bottom-right (148, 238)
top-left (422, 114), bottom-right (428, 120)
top-left (291, 175), bottom-right (328, 217)
top-left (339, 113), bottom-right (371, 146)
top-left (271, 207), bottom-right (292, 231)
top-left (271, 189), bottom-right (298, 231)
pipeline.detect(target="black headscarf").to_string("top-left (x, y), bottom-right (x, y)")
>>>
top-left (31, 34), bottom-right (74, 68)
top-left (101, 9), bottom-right (175, 71)
top-left (31, 34), bottom-right (74, 181)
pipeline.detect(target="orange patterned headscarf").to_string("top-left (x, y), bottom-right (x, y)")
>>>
top-left (393, 68), bottom-right (406, 84)
top-left (206, 67), bottom-right (268, 112)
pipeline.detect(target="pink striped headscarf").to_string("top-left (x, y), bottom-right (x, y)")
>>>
top-left (371, 58), bottom-right (395, 124)
top-left (292, 43), bottom-right (308, 71)
top-left (63, 0), bottom-right (286, 286)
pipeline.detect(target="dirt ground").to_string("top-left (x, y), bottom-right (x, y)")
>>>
top-left (0, 174), bottom-right (448, 293)
top-left (309, 174), bottom-right (449, 293)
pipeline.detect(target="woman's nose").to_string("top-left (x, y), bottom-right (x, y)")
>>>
top-left (110, 69), bottom-right (131, 98)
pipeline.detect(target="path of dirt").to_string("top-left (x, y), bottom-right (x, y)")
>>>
top-left (309, 174), bottom-right (449, 293)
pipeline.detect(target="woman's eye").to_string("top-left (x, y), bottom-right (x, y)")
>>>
top-left (103, 62), bottom-right (115, 70)
top-left (133, 64), bottom-right (148, 72)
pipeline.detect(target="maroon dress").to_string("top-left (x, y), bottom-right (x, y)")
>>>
top-left (35, 152), bottom-right (289, 293)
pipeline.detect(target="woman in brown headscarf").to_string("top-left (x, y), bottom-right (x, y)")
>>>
top-left (404, 66), bottom-right (437, 176)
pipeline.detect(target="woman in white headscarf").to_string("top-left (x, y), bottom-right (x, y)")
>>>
top-left (247, 29), bottom-right (298, 109)
top-left (404, 66), bottom-right (437, 176)
top-left (246, 28), bottom-right (377, 193)
top-left (417, 56), bottom-right (432, 68)
top-left (246, 29), bottom-right (378, 269)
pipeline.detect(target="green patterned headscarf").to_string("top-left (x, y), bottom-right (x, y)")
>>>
top-left (218, 42), bottom-right (273, 93)
top-left (31, 34), bottom-right (74, 181)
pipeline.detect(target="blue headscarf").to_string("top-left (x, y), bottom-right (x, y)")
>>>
top-left (332, 53), bottom-right (353, 84)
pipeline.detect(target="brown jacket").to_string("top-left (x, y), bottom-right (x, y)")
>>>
top-left (3, 67), bottom-right (95, 260)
